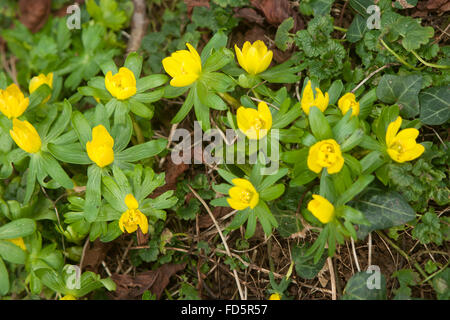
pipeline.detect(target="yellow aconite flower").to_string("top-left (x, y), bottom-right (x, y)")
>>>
top-left (235, 40), bottom-right (273, 75)
top-left (269, 293), bottom-right (281, 300)
top-left (162, 43), bottom-right (202, 87)
top-left (105, 67), bottom-right (137, 100)
top-left (338, 92), bottom-right (359, 117)
top-left (386, 116), bottom-right (425, 163)
top-left (307, 139), bottom-right (344, 174)
top-left (236, 101), bottom-right (272, 140)
top-left (9, 118), bottom-right (42, 154)
top-left (227, 178), bottom-right (259, 211)
top-left (0, 84), bottom-right (29, 119)
top-left (7, 237), bottom-right (26, 251)
top-left (29, 73), bottom-right (53, 103)
top-left (119, 194), bottom-right (149, 234)
top-left (301, 80), bottom-right (329, 115)
top-left (86, 125), bottom-right (114, 168)
top-left (60, 295), bottom-right (77, 300)
top-left (307, 194), bottom-right (335, 224)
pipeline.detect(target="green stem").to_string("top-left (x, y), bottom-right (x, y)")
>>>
top-left (411, 50), bottom-right (450, 69)
top-left (379, 38), bottom-right (423, 71)
top-left (251, 88), bottom-right (262, 100)
top-left (333, 26), bottom-right (348, 32)
top-left (376, 231), bottom-right (429, 282)
top-left (218, 92), bottom-right (240, 109)
top-left (131, 115), bottom-right (145, 145)
top-left (420, 261), bottom-right (450, 285)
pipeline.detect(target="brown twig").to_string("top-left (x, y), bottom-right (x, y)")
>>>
top-left (127, 0), bottom-right (148, 54)
top-left (187, 185), bottom-right (245, 300)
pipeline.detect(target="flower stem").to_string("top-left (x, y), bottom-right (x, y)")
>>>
top-left (410, 50), bottom-right (450, 69)
top-left (376, 231), bottom-right (429, 282)
top-left (131, 115), bottom-right (145, 145)
top-left (333, 26), bottom-right (348, 32)
top-left (379, 38), bottom-right (423, 71)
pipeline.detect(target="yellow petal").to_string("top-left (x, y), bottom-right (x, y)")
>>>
top-left (137, 210), bottom-right (149, 234)
top-left (235, 44), bottom-right (247, 73)
top-left (399, 143), bottom-right (425, 162)
top-left (395, 128), bottom-right (419, 141)
top-left (227, 197), bottom-right (248, 211)
top-left (232, 178), bottom-right (256, 193)
top-left (125, 194), bottom-right (139, 209)
top-left (307, 194), bottom-right (335, 224)
top-left (258, 101), bottom-right (272, 130)
top-left (301, 81), bottom-right (314, 114)
top-left (386, 116), bottom-right (402, 147)
top-left (170, 74), bottom-right (199, 87)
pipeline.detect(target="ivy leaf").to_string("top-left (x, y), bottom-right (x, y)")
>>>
top-left (352, 188), bottom-right (416, 239)
top-left (419, 86), bottom-right (450, 125)
top-left (376, 74), bottom-right (422, 118)
top-left (342, 271), bottom-right (387, 300)
top-left (391, 16), bottom-right (434, 52)
top-left (292, 244), bottom-right (327, 279)
top-left (347, 14), bottom-right (368, 43)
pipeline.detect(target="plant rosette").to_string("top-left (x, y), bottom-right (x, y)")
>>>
top-left (47, 103), bottom-right (166, 223)
top-left (78, 52), bottom-right (168, 125)
top-left (211, 161), bottom-right (288, 238)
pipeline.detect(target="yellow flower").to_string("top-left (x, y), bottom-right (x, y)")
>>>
top-left (235, 40), bottom-right (273, 75)
top-left (7, 237), bottom-right (26, 251)
top-left (60, 295), bottom-right (77, 300)
top-left (236, 101), bottom-right (272, 140)
top-left (119, 194), bottom-right (149, 234)
top-left (269, 293), bottom-right (281, 300)
top-left (307, 139), bottom-right (344, 174)
top-left (307, 194), bottom-right (335, 224)
top-left (9, 118), bottom-right (42, 154)
top-left (386, 116), bottom-right (424, 163)
top-left (105, 67), bottom-right (137, 100)
top-left (29, 73), bottom-right (53, 103)
top-left (0, 83), bottom-right (29, 119)
top-left (162, 43), bottom-right (202, 87)
top-left (86, 125), bottom-right (114, 168)
top-left (338, 92), bottom-right (359, 117)
top-left (301, 80), bottom-right (329, 115)
top-left (227, 178), bottom-right (259, 211)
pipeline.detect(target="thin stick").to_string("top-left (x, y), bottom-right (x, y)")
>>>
top-left (368, 232), bottom-right (372, 267)
top-left (188, 185), bottom-right (245, 300)
top-left (350, 238), bottom-right (361, 272)
top-left (351, 63), bottom-right (398, 93)
top-left (327, 257), bottom-right (337, 300)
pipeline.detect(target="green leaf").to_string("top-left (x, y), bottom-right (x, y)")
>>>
top-left (46, 100), bottom-right (72, 142)
top-left (352, 188), bottom-right (416, 238)
top-left (309, 106), bottom-right (332, 140)
top-left (171, 88), bottom-right (195, 124)
top-left (202, 48), bottom-right (234, 72)
top-left (124, 52), bottom-right (143, 79)
top-left (48, 143), bottom-right (92, 165)
top-left (342, 271), bottom-right (387, 300)
top-left (309, 0), bottom-right (334, 15)
top-left (200, 31), bottom-right (228, 62)
top-left (275, 18), bottom-right (294, 51)
top-left (376, 74), bottom-right (422, 118)
top-left (0, 257), bottom-right (9, 295)
top-left (292, 244), bottom-right (327, 279)
top-left (116, 139), bottom-right (166, 162)
top-left (392, 16), bottom-right (434, 52)
top-left (0, 240), bottom-right (27, 264)
top-left (260, 184), bottom-right (285, 201)
top-left (40, 152), bottom-right (74, 189)
top-left (419, 86), bottom-right (450, 125)
top-left (336, 175), bottom-right (374, 206)
top-left (0, 218), bottom-right (36, 239)
top-left (24, 156), bottom-right (38, 204)
top-left (327, 80), bottom-right (344, 105)
top-left (347, 14), bottom-right (368, 43)
top-left (71, 111), bottom-right (92, 147)
top-left (136, 74), bottom-right (168, 92)
top-left (245, 212), bottom-right (257, 239)
top-left (85, 165), bottom-right (103, 222)
top-left (433, 268), bottom-right (450, 300)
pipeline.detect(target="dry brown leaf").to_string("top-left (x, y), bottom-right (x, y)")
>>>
top-left (111, 263), bottom-right (186, 299)
top-left (19, 0), bottom-right (51, 33)
top-left (250, 0), bottom-right (291, 25)
top-left (81, 239), bottom-right (113, 273)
